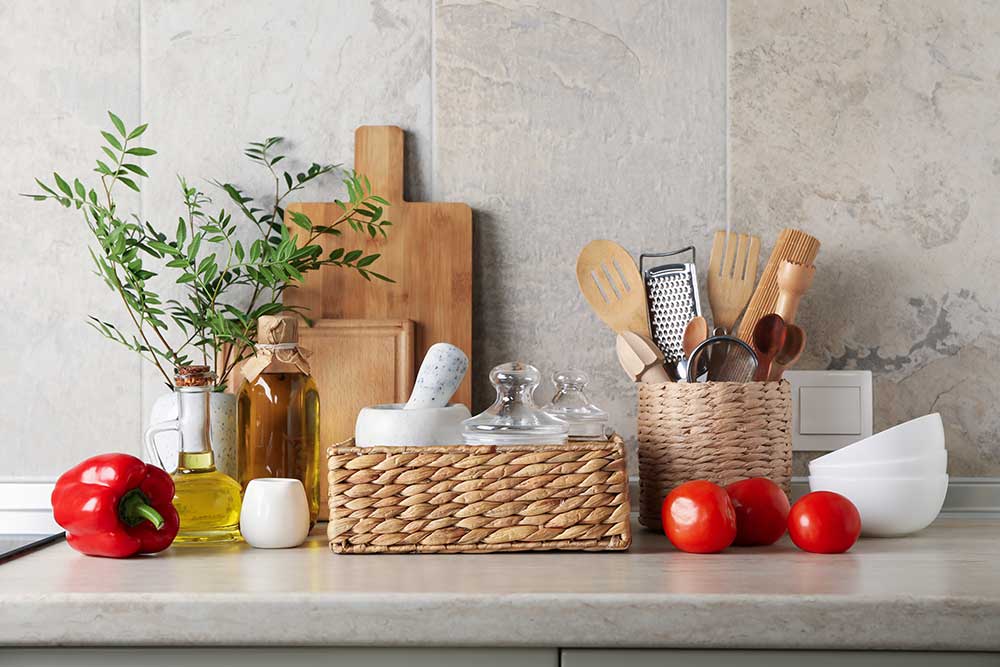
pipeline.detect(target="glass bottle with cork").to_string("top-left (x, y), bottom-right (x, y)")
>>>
top-left (237, 315), bottom-right (321, 525)
top-left (144, 365), bottom-right (243, 544)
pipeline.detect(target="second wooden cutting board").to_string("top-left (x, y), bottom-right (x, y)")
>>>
top-left (284, 125), bottom-right (473, 407)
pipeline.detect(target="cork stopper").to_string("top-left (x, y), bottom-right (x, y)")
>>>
top-left (175, 365), bottom-right (215, 387)
top-left (257, 315), bottom-right (299, 345)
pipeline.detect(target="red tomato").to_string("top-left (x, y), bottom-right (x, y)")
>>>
top-left (788, 491), bottom-right (861, 554)
top-left (726, 477), bottom-right (791, 546)
top-left (662, 480), bottom-right (737, 553)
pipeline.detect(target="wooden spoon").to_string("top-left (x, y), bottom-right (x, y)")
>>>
top-left (752, 314), bottom-right (787, 382)
top-left (677, 316), bottom-right (709, 381)
top-left (768, 324), bottom-right (806, 380)
top-left (682, 316), bottom-right (709, 358)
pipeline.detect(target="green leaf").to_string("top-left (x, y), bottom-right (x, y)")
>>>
top-left (356, 253), bottom-right (380, 268)
top-left (343, 249), bottom-right (362, 263)
top-left (34, 179), bottom-right (57, 196)
top-left (176, 218), bottom-right (187, 245)
top-left (127, 123), bottom-right (148, 140)
top-left (101, 131), bottom-right (123, 151)
top-left (187, 234), bottom-right (202, 260)
top-left (108, 111), bottom-right (127, 137)
top-left (125, 147), bottom-right (157, 156)
top-left (53, 172), bottom-right (73, 198)
top-left (289, 211), bottom-right (313, 231)
top-left (121, 163), bottom-right (149, 177)
top-left (177, 273), bottom-right (196, 284)
top-left (73, 179), bottom-right (86, 199)
top-left (101, 146), bottom-right (118, 164)
top-left (118, 176), bottom-right (140, 192)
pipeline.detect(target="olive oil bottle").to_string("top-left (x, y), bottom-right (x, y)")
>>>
top-left (237, 316), bottom-right (321, 525)
top-left (144, 365), bottom-right (242, 544)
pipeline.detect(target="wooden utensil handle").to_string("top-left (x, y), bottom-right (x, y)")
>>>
top-left (774, 290), bottom-right (801, 324)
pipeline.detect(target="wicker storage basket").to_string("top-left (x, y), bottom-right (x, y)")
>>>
top-left (327, 436), bottom-right (631, 554)
top-left (637, 381), bottom-right (792, 530)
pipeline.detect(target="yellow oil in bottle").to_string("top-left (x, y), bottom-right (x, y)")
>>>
top-left (172, 451), bottom-right (243, 544)
top-left (237, 373), bottom-right (321, 524)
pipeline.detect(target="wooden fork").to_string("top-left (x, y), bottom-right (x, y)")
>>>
top-left (707, 231), bottom-right (760, 334)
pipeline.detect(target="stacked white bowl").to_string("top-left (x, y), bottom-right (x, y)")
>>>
top-left (808, 413), bottom-right (948, 537)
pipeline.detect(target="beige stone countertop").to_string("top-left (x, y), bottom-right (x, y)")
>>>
top-left (1, 517), bottom-right (998, 650)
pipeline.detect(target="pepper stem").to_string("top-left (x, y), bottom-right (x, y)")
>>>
top-left (118, 489), bottom-right (166, 530)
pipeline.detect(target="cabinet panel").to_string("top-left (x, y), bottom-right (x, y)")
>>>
top-left (0, 648), bottom-right (558, 667)
top-left (562, 649), bottom-right (1000, 667)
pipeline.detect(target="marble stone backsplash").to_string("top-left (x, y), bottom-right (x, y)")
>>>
top-left (730, 0), bottom-right (1000, 476)
top-left (3, 1), bottom-right (996, 479)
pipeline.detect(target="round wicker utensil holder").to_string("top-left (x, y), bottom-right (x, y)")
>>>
top-left (637, 381), bottom-right (792, 530)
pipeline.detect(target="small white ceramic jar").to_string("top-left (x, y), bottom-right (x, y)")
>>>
top-left (240, 478), bottom-right (310, 549)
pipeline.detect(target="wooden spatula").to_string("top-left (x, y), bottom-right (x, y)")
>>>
top-left (707, 231), bottom-right (760, 334)
top-left (576, 240), bottom-right (651, 339)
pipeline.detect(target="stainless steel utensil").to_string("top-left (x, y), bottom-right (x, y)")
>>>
top-left (641, 246), bottom-right (701, 370)
top-left (686, 335), bottom-right (758, 383)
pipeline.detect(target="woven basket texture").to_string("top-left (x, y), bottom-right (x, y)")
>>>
top-left (637, 381), bottom-right (792, 530)
top-left (328, 436), bottom-right (631, 554)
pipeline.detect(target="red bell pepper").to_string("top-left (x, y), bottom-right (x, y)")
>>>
top-left (51, 453), bottom-right (179, 558)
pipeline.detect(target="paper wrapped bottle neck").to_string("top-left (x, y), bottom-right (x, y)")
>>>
top-left (241, 343), bottom-right (311, 382)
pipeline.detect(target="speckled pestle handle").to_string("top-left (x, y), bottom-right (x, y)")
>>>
top-left (404, 343), bottom-right (469, 409)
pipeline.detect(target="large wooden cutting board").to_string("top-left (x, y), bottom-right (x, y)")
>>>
top-left (284, 126), bottom-right (473, 407)
top-left (225, 319), bottom-right (414, 520)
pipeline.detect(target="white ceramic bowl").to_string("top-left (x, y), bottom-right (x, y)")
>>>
top-left (809, 449), bottom-right (947, 478)
top-left (355, 403), bottom-right (471, 447)
top-left (810, 413), bottom-right (944, 467)
top-left (240, 478), bottom-right (311, 549)
top-left (808, 474), bottom-right (948, 537)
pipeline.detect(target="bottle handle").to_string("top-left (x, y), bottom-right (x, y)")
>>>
top-left (144, 419), bottom-right (179, 472)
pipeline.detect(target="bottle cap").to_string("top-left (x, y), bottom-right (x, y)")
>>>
top-left (257, 315), bottom-right (299, 344)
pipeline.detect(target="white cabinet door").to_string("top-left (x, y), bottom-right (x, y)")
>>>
top-left (0, 648), bottom-right (558, 667)
top-left (561, 650), bottom-right (1000, 667)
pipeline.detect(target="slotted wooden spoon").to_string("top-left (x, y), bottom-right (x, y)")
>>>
top-left (576, 240), bottom-right (651, 339)
top-left (707, 231), bottom-right (760, 334)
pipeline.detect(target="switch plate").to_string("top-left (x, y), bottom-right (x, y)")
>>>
top-left (785, 370), bottom-right (873, 451)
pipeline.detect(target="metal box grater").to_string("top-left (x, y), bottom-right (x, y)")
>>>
top-left (640, 247), bottom-right (701, 365)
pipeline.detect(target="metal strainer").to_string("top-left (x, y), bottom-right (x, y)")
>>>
top-left (640, 246), bottom-right (701, 368)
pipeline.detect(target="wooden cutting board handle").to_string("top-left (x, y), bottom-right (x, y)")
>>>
top-left (283, 126), bottom-right (473, 407)
top-left (356, 126), bottom-right (405, 204)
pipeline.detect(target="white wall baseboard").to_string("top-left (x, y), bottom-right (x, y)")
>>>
top-left (0, 481), bottom-right (58, 534)
top-left (627, 477), bottom-right (1000, 520)
top-left (3, 478), bottom-right (999, 535)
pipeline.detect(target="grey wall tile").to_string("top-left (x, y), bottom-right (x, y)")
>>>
top-left (434, 0), bottom-right (728, 451)
top-left (0, 2), bottom-right (141, 477)
top-left (138, 0), bottom-right (432, 430)
top-left (730, 0), bottom-right (1000, 475)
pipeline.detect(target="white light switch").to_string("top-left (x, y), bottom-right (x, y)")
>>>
top-left (785, 371), bottom-right (873, 451)
top-left (799, 386), bottom-right (862, 435)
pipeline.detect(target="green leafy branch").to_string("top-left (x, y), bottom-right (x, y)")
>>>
top-left (25, 113), bottom-right (395, 389)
